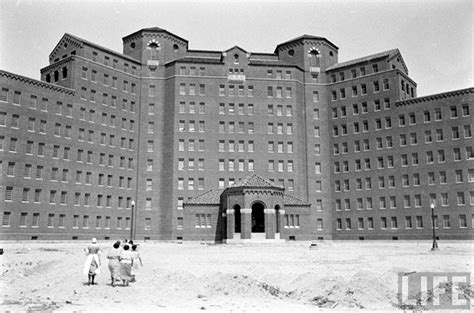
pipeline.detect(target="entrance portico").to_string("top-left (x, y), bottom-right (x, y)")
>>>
top-left (184, 173), bottom-right (310, 243)
top-left (223, 174), bottom-right (285, 243)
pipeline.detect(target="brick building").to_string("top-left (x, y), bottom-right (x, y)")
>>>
top-left (0, 27), bottom-right (472, 241)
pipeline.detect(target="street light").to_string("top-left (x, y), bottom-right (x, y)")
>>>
top-left (430, 203), bottom-right (439, 250)
top-left (130, 200), bottom-right (136, 241)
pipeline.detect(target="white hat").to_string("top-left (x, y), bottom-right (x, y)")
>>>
top-left (91, 237), bottom-right (97, 243)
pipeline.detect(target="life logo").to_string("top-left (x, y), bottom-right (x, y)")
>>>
top-left (398, 272), bottom-right (471, 310)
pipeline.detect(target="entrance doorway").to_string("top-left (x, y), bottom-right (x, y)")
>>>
top-left (234, 205), bottom-right (241, 233)
top-left (251, 202), bottom-right (265, 233)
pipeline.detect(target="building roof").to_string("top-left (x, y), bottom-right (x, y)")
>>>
top-left (122, 27), bottom-right (188, 44)
top-left (185, 189), bottom-right (223, 205)
top-left (166, 56), bottom-right (223, 67)
top-left (233, 173), bottom-right (283, 189)
top-left (0, 70), bottom-right (75, 95)
top-left (326, 49), bottom-right (400, 71)
top-left (283, 193), bottom-right (310, 206)
top-left (275, 34), bottom-right (339, 53)
top-left (49, 33), bottom-right (141, 64)
top-left (248, 59), bottom-right (303, 70)
top-left (224, 46), bottom-right (248, 53)
top-left (396, 87), bottom-right (474, 106)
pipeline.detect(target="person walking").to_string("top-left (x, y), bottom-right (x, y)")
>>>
top-left (83, 237), bottom-right (101, 285)
top-left (106, 241), bottom-right (122, 287)
top-left (119, 244), bottom-right (133, 286)
top-left (130, 244), bottom-right (143, 282)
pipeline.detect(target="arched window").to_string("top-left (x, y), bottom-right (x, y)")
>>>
top-left (309, 50), bottom-right (320, 67)
top-left (54, 70), bottom-right (59, 82)
top-left (62, 67), bottom-right (68, 79)
top-left (148, 42), bottom-right (159, 60)
top-left (45, 73), bottom-right (51, 83)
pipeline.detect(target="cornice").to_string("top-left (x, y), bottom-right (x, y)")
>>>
top-left (396, 87), bottom-right (474, 107)
top-left (40, 56), bottom-right (75, 73)
top-left (0, 70), bottom-right (75, 95)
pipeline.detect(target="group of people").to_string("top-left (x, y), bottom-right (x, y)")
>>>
top-left (83, 238), bottom-right (143, 287)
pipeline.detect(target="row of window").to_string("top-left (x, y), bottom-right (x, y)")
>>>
top-left (335, 171), bottom-right (473, 192)
top-left (212, 177), bottom-right (296, 191)
top-left (331, 102), bottom-right (470, 120)
top-left (334, 191), bottom-right (474, 211)
top-left (179, 66), bottom-right (206, 76)
top-left (333, 141), bottom-right (473, 161)
top-left (267, 141), bottom-right (294, 154)
top-left (333, 121), bottom-right (472, 142)
top-left (331, 80), bottom-right (390, 101)
top-left (218, 85), bottom-right (254, 97)
top-left (267, 123), bottom-right (294, 135)
top-left (266, 104), bottom-right (294, 117)
top-left (0, 110), bottom-right (136, 133)
top-left (177, 159), bottom-right (205, 171)
top-left (79, 87), bottom-right (136, 113)
top-left (1, 134), bottom-right (135, 154)
top-left (5, 163), bottom-right (131, 184)
top-left (44, 66), bottom-right (68, 83)
top-left (400, 79), bottom-right (415, 97)
top-left (87, 50), bottom-right (138, 75)
top-left (217, 102), bottom-right (256, 115)
top-left (336, 214), bottom-right (472, 231)
top-left (266, 69), bottom-right (293, 80)
top-left (330, 63), bottom-right (379, 83)
top-left (81, 67), bottom-right (138, 93)
top-left (0, 89), bottom-right (52, 111)
top-left (177, 83), bottom-right (206, 96)
top-left (0, 144), bottom-right (134, 169)
top-left (1, 212), bottom-right (153, 230)
top-left (217, 140), bottom-right (255, 153)
top-left (5, 188), bottom-right (135, 209)
top-left (194, 214), bottom-right (211, 228)
top-left (266, 160), bottom-right (295, 173)
top-left (334, 152), bottom-right (474, 172)
top-left (176, 139), bottom-right (206, 152)
top-left (178, 101), bottom-right (207, 114)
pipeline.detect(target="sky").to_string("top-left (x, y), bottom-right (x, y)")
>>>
top-left (0, 0), bottom-right (472, 96)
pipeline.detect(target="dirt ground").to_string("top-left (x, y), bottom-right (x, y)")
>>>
top-left (0, 240), bottom-right (472, 312)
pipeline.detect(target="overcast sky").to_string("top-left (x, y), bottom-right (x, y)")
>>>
top-left (1, 0), bottom-right (472, 96)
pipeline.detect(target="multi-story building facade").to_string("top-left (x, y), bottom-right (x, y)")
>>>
top-left (0, 27), bottom-right (472, 241)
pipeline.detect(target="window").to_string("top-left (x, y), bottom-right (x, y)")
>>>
top-left (457, 192), bottom-right (465, 205)
top-left (373, 81), bottom-right (380, 92)
top-left (267, 86), bottom-right (273, 97)
top-left (450, 106), bottom-right (458, 118)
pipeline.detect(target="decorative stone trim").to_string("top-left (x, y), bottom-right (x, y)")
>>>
top-left (264, 209), bottom-right (276, 214)
top-left (241, 208), bottom-right (252, 214)
top-left (0, 70), bottom-right (75, 95)
top-left (226, 209), bottom-right (234, 214)
top-left (396, 87), bottom-right (473, 107)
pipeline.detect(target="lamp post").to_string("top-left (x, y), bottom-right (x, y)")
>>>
top-left (130, 200), bottom-right (136, 241)
top-left (430, 203), bottom-right (439, 250)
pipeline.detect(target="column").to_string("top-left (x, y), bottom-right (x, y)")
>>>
top-left (240, 208), bottom-right (252, 239)
top-left (264, 208), bottom-right (276, 239)
top-left (226, 209), bottom-right (234, 240)
top-left (279, 209), bottom-right (286, 239)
